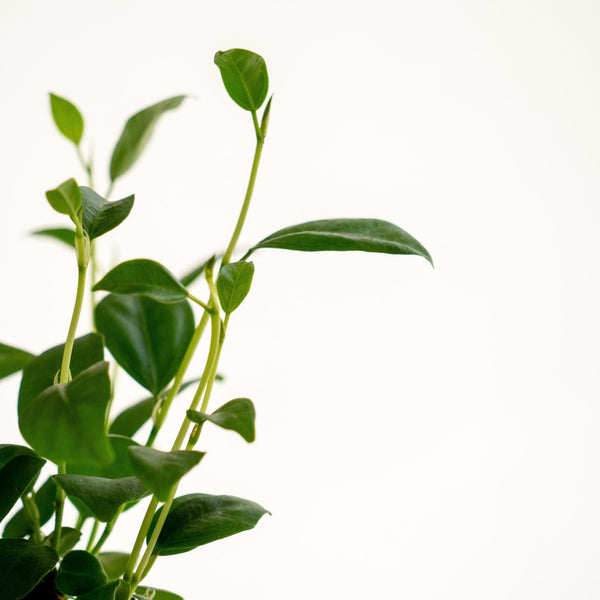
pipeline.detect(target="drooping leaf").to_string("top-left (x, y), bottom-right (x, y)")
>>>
top-left (109, 96), bottom-right (186, 182)
top-left (180, 253), bottom-right (225, 287)
top-left (49, 93), bottom-right (84, 145)
top-left (32, 227), bottom-right (76, 248)
top-left (95, 293), bottom-right (195, 396)
top-left (0, 445), bottom-right (45, 521)
top-left (81, 187), bottom-right (135, 240)
top-left (136, 587), bottom-right (183, 600)
top-left (217, 261), bottom-right (254, 314)
top-left (68, 434), bottom-right (140, 479)
top-left (187, 398), bottom-right (255, 443)
top-left (0, 342), bottom-right (34, 379)
top-left (98, 552), bottom-right (129, 581)
top-left (53, 474), bottom-right (148, 522)
top-left (128, 447), bottom-right (204, 502)
top-left (248, 218), bottom-right (433, 265)
top-left (56, 550), bottom-right (108, 596)
top-left (46, 178), bottom-right (82, 221)
top-left (0, 539), bottom-right (58, 600)
top-left (93, 259), bottom-right (189, 303)
top-left (214, 49), bottom-right (269, 112)
top-left (44, 527), bottom-right (82, 556)
top-left (19, 361), bottom-right (113, 466)
top-left (3, 477), bottom-right (57, 538)
top-left (148, 493), bottom-right (270, 556)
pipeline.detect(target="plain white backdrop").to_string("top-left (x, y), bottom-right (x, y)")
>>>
top-left (1, 1), bottom-right (600, 598)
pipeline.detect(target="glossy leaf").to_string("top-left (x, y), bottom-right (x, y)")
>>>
top-left (95, 293), bottom-right (195, 395)
top-left (128, 447), bottom-right (204, 502)
top-left (0, 539), bottom-right (58, 600)
top-left (44, 527), bottom-right (82, 555)
top-left (214, 49), bottom-right (269, 112)
top-left (136, 587), bottom-right (183, 600)
top-left (0, 342), bottom-right (33, 379)
top-left (148, 493), bottom-right (269, 555)
top-left (98, 552), bottom-right (129, 581)
top-left (3, 477), bottom-right (57, 538)
top-left (0, 445), bottom-right (45, 521)
top-left (46, 177), bottom-right (82, 220)
top-left (19, 361), bottom-right (113, 466)
top-left (187, 398), bottom-right (255, 443)
top-left (32, 227), bottom-right (76, 248)
top-left (94, 259), bottom-right (189, 303)
top-left (81, 187), bottom-right (135, 239)
top-left (249, 218), bottom-right (433, 265)
top-left (109, 96), bottom-right (186, 182)
top-left (217, 261), bottom-right (254, 313)
top-left (49, 92), bottom-right (84, 145)
top-left (56, 550), bottom-right (107, 596)
top-left (53, 474), bottom-right (148, 522)
top-left (68, 434), bottom-right (140, 479)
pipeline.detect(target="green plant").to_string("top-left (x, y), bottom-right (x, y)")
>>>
top-left (0, 48), bottom-right (432, 600)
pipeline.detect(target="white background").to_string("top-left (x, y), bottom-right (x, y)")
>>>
top-left (1, 1), bottom-right (600, 598)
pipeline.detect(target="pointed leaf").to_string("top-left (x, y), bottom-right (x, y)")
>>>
top-left (128, 447), bottom-right (204, 502)
top-left (3, 477), bottom-right (57, 538)
top-left (0, 342), bottom-right (34, 379)
top-left (49, 92), bottom-right (84, 145)
top-left (148, 493), bottom-right (269, 555)
top-left (94, 259), bottom-right (189, 303)
top-left (46, 177), bottom-right (82, 220)
top-left (44, 527), bottom-right (82, 556)
top-left (249, 218), bottom-right (433, 265)
top-left (214, 49), bottom-right (269, 112)
top-left (187, 398), bottom-right (255, 443)
top-left (68, 434), bottom-right (140, 478)
top-left (32, 227), bottom-right (76, 248)
top-left (217, 261), bottom-right (254, 314)
top-left (56, 550), bottom-right (107, 596)
top-left (136, 587), bottom-right (183, 600)
top-left (98, 552), bottom-right (129, 581)
top-left (110, 96), bottom-right (186, 182)
top-left (81, 187), bottom-right (135, 240)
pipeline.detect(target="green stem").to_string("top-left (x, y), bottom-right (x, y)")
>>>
top-left (60, 263), bottom-right (87, 384)
top-left (91, 508), bottom-right (122, 555)
top-left (74, 513), bottom-right (86, 531)
top-left (122, 497), bottom-right (159, 584)
top-left (86, 519), bottom-right (100, 552)
top-left (22, 493), bottom-right (42, 545)
top-left (53, 462), bottom-right (66, 552)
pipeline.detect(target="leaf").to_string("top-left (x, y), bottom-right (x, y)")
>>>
top-left (94, 259), bottom-right (189, 304)
top-left (128, 447), bottom-right (204, 502)
top-left (109, 96), bottom-right (186, 182)
top-left (0, 342), bottom-right (34, 379)
top-left (44, 527), bottom-right (82, 555)
top-left (77, 579), bottom-right (129, 600)
top-left (187, 398), bottom-right (255, 443)
top-left (98, 552), bottom-right (129, 581)
top-left (53, 474), bottom-right (148, 522)
top-left (56, 550), bottom-right (108, 596)
top-left (148, 493), bottom-right (269, 556)
top-left (46, 177), bottom-right (82, 220)
top-left (3, 477), bottom-right (57, 538)
top-left (81, 187), bottom-right (135, 240)
top-left (32, 227), bottom-right (76, 248)
top-left (95, 293), bottom-right (195, 396)
top-left (0, 539), bottom-right (58, 600)
top-left (248, 218), bottom-right (433, 265)
top-left (136, 587), bottom-right (183, 600)
top-left (68, 434), bottom-right (140, 479)
top-left (19, 361), bottom-right (113, 466)
top-left (214, 49), bottom-right (269, 112)
top-left (49, 92), bottom-right (84, 145)
top-left (217, 261), bottom-right (254, 314)
top-left (179, 254), bottom-right (218, 287)
top-left (0, 445), bottom-right (45, 521)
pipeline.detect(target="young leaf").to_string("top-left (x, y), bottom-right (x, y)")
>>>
top-left (0, 539), bottom-right (58, 600)
top-left (68, 434), bottom-right (141, 479)
top-left (19, 361), bottom-right (113, 466)
top-left (148, 493), bottom-right (270, 555)
top-left (32, 227), bottom-right (76, 248)
top-left (95, 293), bottom-right (195, 395)
top-left (45, 177), bottom-right (82, 221)
top-left (56, 550), bottom-right (108, 596)
top-left (53, 474), bottom-right (148, 522)
top-left (217, 261), bottom-right (254, 314)
top-left (98, 552), bottom-right (129, 581)
top-left (3, 477), bottom-right (57, 538)
top-left (109, 96), bottom-right (186, 182)
top-left (187, 398), bottom-right (256, 443)
top-left (128, 447), bottom-right (204, 502)
top-left (81, 186), bottom-right (135, 240)
top-left (214, 49), bottom-right (269, 112)
top-left (93, 259), bottom-right (189, 303)
top-left (248, 218), bottom-right (433, 265)
top-left (49, 92), bottom-right (84, 145)
top-left (136, 587), bottom-right (183, 600)
top-left (0, 342), bottom-right (34, 380)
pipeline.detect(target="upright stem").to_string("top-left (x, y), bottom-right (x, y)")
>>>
top-left (53, 462), bottom-right (66, 552)
top-left (22, 493), bottom-right (42, 545)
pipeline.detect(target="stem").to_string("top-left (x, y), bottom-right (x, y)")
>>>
top-left (86, 519), bottom-right (100, 552)
top-left (123, 497), bottom-right (159, 583)
top-left (53, 462), bottom-right (66, 552)
top-left (22, 493), bottom-right (42, 545)
top-left (91, 508), bottom-right (122, 555)
top-left (74, 513), bottom-right (86, 531)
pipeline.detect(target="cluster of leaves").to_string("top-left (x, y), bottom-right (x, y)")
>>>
top-left (0, 49), bottom-right (431, 600)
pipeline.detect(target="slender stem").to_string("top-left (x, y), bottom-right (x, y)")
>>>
top-left (91, 508), bottom-right (123, 555)
top-left (74, 513), bottom-right (86, 531)
top-left (123, 497), bottom-right (159, 583)
top-left (86, 519), bottom-right (100, 552)
top-left (53, 462), bottom-right (66, 552)
top-left (187, 293), bottom-right (213, 313)
top-left (22, 493), bottom-right (42, 544)
top-left (105, 181), bottom-right (114, 199)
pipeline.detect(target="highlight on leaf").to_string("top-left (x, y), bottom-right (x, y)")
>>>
top-left (49, 92), bottom-right (84, 145)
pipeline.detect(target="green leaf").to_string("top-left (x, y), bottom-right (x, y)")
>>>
top-left (81, 187), bottom-right (135, 240)
top-left (46, 177), bottom-right (82, 221)
top-left (0, 342), bottom-right (33, 379)
top-left (94, 259), bottom-right (189, 303)
top-left (187, 398), bottom-right (255, 443)
top-left (49, 92), bottom-right (84, 145)
top-left (19, 361), bottom-right (113, 466)
top-left (77, 579), bottom-right (129, 600)
top-left (136, 586), bottom-right (183, 600)
top-left (217, 261), bottom-right (254, 314)
top-left (249, 218), bottom-right (433, 265)
top-left (44, 527), bottom-right (82, 555)
top-left (32, 227), bottom-right (76, 248)
top-left (179, 254), bottom-right (220, 287)
top-left (68, 434), bottom-right (140, 479)
top-left (3, 477), bottom-right (57, 538)
top-left (148, 493), bottom-right (269, 555)
top-left (0, 539), bottom-right (58, 600)
top-left (18, 332), bottom-right (104, 414)
top-left (95, 293), bottom-right (195, 395)
top-left (53, 474), bottom-right (148, 522)
top-left (128, 447), bottom-right (204, 502)
top-left (0, 445), bottom-right (45, 521)
top-left (56, 550), bottom-right (107, 596)
top-left (214, 49), bottom-right (269, 112)
top-left (109, 96), bottom-right (186, 182)
top-left (98, 552), bottom-right (129, 581)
